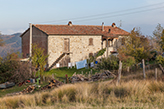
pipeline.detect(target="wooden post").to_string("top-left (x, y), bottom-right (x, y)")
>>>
top-left (116, 61), bottom-right (122, 86)
top-left (127, 66), bottom-right (130, 73)
top-left (155, 68), bottom-right (157, 81)
top-left (43, 76), bottom-right (45, 82)
top-left (52, 74), bottom-right (54, 79)
top-left (91, 69), bottom-right (92, 75)
top-left (142, 59), bottom-right (146, 79)
top-left (88, 71), bottom-right (90, 78)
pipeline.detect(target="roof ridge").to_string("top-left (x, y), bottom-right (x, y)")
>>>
top-left (31, 24), bottom-right (129, 36)
top-left (34, 24), bottom-right (112, 27)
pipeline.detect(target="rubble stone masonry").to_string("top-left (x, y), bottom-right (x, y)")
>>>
top-left (48, 35), bottom-right (102, 67)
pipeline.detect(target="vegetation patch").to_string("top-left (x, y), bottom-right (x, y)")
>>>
top-left (1, 80), bottom-right (164, 108)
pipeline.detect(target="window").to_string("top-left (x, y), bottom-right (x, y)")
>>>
top-left (89, 38), bottom-right (93, 45)
top-left (64, 38), bottom-right (70, 52)
top-left (26, 53), bottom-right (29, 58)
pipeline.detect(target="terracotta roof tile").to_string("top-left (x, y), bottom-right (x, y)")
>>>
top-left (33, 24), bottom-right (129, 37)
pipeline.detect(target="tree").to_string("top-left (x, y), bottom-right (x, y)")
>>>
top-left (160, 29), bottom-right (164, 51)
top-left (0, 32), bottom-right (5, 46)
top-left (155, 28), bottom-right (164, 66)
top-left (156, 55), bottom-right (164, 66)
top-left (118, 28), bottom-right (153, 64)
top-left (118, 51), bottom-right (135, 68)
top-left (0, 52), bottom-right (31, 84)
top-left (31, 44), bottom-right (49, 79)
top-left (151, 24), bottom-right (164, 52)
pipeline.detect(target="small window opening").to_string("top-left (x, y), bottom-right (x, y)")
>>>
top-left (89, 38), bottom-right (93, 46)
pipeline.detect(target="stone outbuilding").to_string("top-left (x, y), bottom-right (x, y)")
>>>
top-left (20, 21), bottom-right (129, 69)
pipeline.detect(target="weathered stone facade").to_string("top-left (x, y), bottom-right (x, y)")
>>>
top-left (21, 23), bottom-right (129, 69)
top-left (48, 35), bottom-right (102, 67)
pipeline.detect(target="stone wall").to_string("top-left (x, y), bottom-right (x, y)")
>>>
top-left (48, 35), bottom-right (102, 67)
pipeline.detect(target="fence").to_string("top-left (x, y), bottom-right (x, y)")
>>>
top-left (115, 59), bottom-right (164, 83)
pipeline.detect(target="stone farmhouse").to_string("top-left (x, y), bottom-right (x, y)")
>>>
top-left (20, 21), bottom-right (129, 69)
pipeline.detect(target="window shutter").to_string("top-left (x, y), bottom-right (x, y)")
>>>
top-left (89, 38), bottom-right (93, 45)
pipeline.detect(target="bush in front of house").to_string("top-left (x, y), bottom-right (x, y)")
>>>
top-left (118, 53), bottom-right (136, 69)
top-left (97, 55), bottom-right (119, 70)
top-left (88, 48), bottom-right (106, 64)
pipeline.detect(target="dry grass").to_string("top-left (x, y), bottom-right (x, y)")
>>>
top-left (121, 67), bottom-right (163, 81)
top-left (1, 79), bottom-right (164, 109)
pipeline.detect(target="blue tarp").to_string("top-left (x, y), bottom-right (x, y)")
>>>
top-left (76, 59), bottom-right (87, 69)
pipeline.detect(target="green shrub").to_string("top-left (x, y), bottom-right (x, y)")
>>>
top-left (0, 53), bottom-right (19, 83)
top-left (96, 48), bottom-right (106, 58)
top-left (97, 55), bottom-right (119, 70)
top-left (122, 56), bottom-right (135, 68)
top-left (88, 48), bottom-right (106, 63)
top-left (156, 55), bottom-right (164, 66)
top-left (0, 52), bottom-right (31, 84)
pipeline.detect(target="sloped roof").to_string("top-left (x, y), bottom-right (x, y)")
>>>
top-left (103, 26), bottom-right (129, 36)
top-left (21, 23), bottom-right (129, 37)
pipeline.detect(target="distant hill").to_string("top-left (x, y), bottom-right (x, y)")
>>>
top-left (0, 33), bottom-right (22, 57)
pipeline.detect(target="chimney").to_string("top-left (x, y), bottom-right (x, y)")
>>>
top-left (112, 23), bottom-right (116, 27)
top-left (108, 29), bottom-right (111, 33)
top-left (102, 22), bottom-right (104, 31)
top-left (68, 21), bottom-right (72, 26)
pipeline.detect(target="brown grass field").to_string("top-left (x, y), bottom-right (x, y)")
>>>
top-left (1, 68), bottom-right (164, 109)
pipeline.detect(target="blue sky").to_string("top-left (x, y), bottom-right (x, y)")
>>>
top-left (0, 0), bottom-right (164, 36)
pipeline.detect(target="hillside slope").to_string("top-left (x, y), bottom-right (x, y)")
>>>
top-left (0, 33), bottom-right (21, 57)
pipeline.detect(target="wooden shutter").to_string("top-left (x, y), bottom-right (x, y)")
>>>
top-left (89, 38), bottom-right (93, 45)
top-left (64, 38), bottom-right (70, 52)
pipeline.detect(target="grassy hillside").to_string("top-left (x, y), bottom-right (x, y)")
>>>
top-left (0, 66), bottom-right (164, 108)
